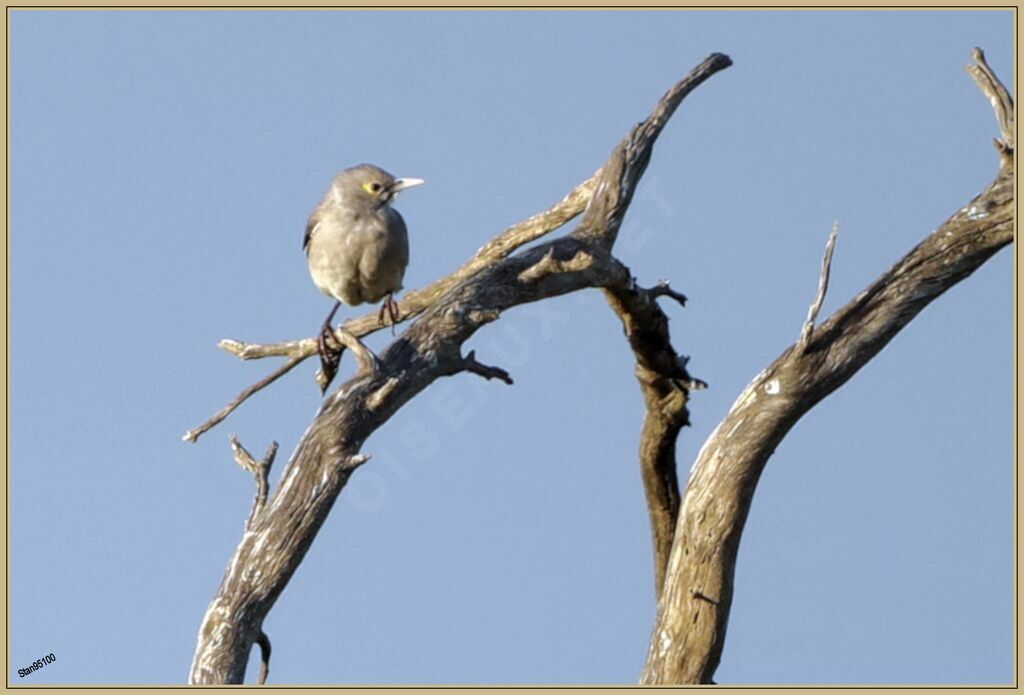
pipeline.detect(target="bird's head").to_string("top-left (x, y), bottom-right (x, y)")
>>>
top-left (333, 163), bottom-right (425, 210)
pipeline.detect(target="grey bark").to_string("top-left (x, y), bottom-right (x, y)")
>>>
top-left (639, 48), bottom-right (1014, 685)
top-left (186, 48), bottom-right (1012, 685)
top-left (188, 54), bottom-right (731, 685)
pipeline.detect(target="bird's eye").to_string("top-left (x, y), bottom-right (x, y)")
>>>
top-left (364, 181), bottom-right (384, 195)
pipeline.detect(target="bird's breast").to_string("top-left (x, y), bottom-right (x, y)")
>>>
top-left (306, 206), bottom-right (409, 306)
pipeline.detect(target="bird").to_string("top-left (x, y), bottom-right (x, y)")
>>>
top-left (304, 163), bottom-right (424, 391)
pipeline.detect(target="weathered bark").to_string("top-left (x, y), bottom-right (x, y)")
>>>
top-left (187, 53), bottom-right (732, 685)
top-left (604, 280), bottom-right (702, 595)
top-left (187, 48), bottom-right (1010, 686)
top-left (640, 48), bottom-right (1014, 685)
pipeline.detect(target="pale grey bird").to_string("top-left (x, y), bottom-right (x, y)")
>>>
top-left (304, 163), bottom-right (424, 388)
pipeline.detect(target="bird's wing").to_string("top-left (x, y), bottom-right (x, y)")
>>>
top-left (303, 208), bottom-right (322, 254)
top-left (389, 208), bottom-right (410, 273)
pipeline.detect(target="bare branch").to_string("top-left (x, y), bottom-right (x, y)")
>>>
top-left (186, 173), bottom-right (609, 439)
top-left (229, 434), bottom-right (278, 531)
top-left (186, 173), bottom-right (603, 441)
top-left (340, 168), bottom-right (606, 338)
top-left (604, 267), bottom-right (702, 597)
top-left (211, 171), bottom-right (604, 370)
top-left (641, 50), bottom-right (1013, 685)
top-left (183, 357), bottom-right (303, 443)
top-left (189, 54), bottom-right (731, 684)
top-left (798, 223), bottom-right (839, 351)
top-left (366, 377), bottom-right (400, 412)
top-left (575, 53), bottom-right (733, 251)
top-left (315, 326), bottom-right (380, 394)
top-left (341, 454), bottom-right (372, 472)
top-left (461, 350), bottom-right (514, 385)
top-left (647, 279), bottom-right (688, 308)
top-left (966, 47), bottom-right (1014, 153)
top-left (218, 337), bottom-right (310, 360)
top-left (187, 53), bottom-right (731, 441)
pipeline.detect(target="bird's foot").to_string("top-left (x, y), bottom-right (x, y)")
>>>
top-left (387, 295), bottom-right (401, 325)
top-left (317, 325), bottom-right (345, 395)
top-left (377, 294), bottom-right (401, 335)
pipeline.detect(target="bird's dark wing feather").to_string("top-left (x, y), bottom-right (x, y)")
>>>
top-left (303, 208), bottom-right (321, 254)
top-left (389, 208), bottom-right (410, 273)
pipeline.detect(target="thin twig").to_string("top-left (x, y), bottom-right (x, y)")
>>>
top-left (229, 434), bottom-right (278, 531)
top-left (183, 357), bottom-right (303, 443)
top-left (966, 47), bottom-right (1014, 151)
top-left (648, 280), bottom-right (688, 308)
top-left (340, 453), bottom-right (372, 472)
top-left (799, 223), bottom-right (839, 351)
top-left (462, 350), bottom-right (514, 385)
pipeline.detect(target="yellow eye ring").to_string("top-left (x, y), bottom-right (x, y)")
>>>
top-left (364, 181), bottom-right (384, 195)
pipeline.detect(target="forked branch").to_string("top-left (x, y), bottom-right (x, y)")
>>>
top-left (604, 277), bottom-right (706, 596)
top-left (640, 48), bottom-right (1014, 685)
top-left (229, 435), bottom-right (278, 531)
top-left (188, 54), bottom-right (732, 684)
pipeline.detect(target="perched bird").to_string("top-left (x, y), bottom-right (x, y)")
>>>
top-left (304, 163), bottom-right (424, 390)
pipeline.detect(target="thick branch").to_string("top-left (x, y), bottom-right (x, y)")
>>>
top-left (604, 279), bottom-right (704, 596)
top-left (585, 54), bottom-right (734, 597)
top-left (641, 52), bottom-right (1013, 685)
top-left (188, 55), bottom-right (731, 684)
top-left (189, 243), bottom-right (633, 685)
top-left (341, 169), bottom-right (605, 338)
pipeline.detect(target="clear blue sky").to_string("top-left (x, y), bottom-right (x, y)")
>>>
top-left (9, 9), bottom-right (1013, 686)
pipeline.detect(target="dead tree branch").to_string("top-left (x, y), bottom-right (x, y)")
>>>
top-left (966, 47), bottom-right (1014, 155)
top-left (461, 350), bottom-right (514, 385)
top-left (229, 435), bottom-right (278, 531)
top-left (604, 278), bottom-right (705, 596)
top-left (180, 191), bottom-right (590, 440)
top-left (648, 279), bottom-right (689, 308)
top-left (640, 48), bottom-right (1014, 685)
top-left (182, 53), bottom-right (731, 444)
top-left (183, 359), bottom-right (302, 443)
top-left (798, 223), bottom-right (839, 351)
top-left (188, 53), bottom-right (732, 684)
top-left (181, 173), bottom-right (603, 443)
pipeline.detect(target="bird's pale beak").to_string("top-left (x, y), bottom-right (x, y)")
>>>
top-left (390, 177), bottom-right (425, 192)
